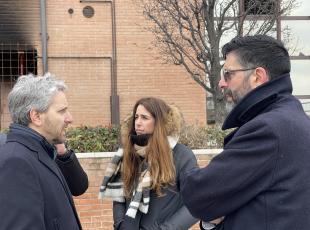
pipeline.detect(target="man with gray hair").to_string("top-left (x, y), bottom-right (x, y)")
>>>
top-left (0, 73), bottom-right (86, 230)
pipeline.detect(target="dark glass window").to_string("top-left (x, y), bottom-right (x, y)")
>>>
top-left (244, 0), bottom-right (275, 15)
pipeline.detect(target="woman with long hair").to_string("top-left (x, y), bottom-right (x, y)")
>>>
top-left (100, 97), bottom-right (198, 229)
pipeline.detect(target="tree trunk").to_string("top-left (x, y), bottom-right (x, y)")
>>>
top-left (213, 86), bottom-right (229, 125)
top-left (214, 97), bottom-right (227, 125)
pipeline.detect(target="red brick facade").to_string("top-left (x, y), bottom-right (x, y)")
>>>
top-left (0, 0), bottom-right (207, 129)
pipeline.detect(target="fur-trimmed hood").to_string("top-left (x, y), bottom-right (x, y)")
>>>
top-left (121, 104), bottom-right (183, 142)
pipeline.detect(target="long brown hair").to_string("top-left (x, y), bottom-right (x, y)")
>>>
top-left (122, 97), bottom-right (176, 197)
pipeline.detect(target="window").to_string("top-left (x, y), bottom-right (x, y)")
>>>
top-left (290, 60), bottom-right (310, 115)
top-left (289, 0), bottom-right (310, 16)
top-left (291, 60), bottom-right (310, 95)
top-left (0, 44), bottom-right (37, 83)
top-left (282, 21), bottom-right (310, 56)
top-left (244, 0), bottom-right (275, 15)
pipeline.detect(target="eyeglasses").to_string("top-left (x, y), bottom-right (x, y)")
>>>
top-left (221, 67), bottom-right (257, 82)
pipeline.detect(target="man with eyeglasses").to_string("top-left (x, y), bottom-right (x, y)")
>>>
top-left (0, 74), bottom-right (88, 230)
top-left (181, 34), bottom-right (310, 230)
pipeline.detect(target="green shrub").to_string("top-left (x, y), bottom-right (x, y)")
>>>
top-left (179, 124), bottom-right (228, 149)
top-left (66, 125), bottom-right (120, 152)
top-left (65, 124), bottom-right (229, 152)
top-left (0, 129), bottom-right (8, 133)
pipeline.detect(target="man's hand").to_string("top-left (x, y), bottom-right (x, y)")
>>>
top-left (55, 143), bottom-right (67, 155)
top-left (210, 217), bottom-right (224, 225)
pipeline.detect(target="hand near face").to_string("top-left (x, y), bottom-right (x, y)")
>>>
top-left (210, 216), bottom-right (224, 225)
top-left (55, 143), bottom-right (67, 155)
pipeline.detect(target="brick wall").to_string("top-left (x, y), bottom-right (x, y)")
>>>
top-left (46, 0), bottom-right (207, 126)
top-left (74, 152), bottom-right (219, 230)
top-left (0, 0), bottom-right (207, 129)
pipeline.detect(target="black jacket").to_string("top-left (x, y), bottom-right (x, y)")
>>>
top-left (114, 143), bottom-right (198, 230)
top-left (181, 74), bottom-right (310, 230)
top-left (0, 124), bottom-right (86, 230)
top-left (0, 131), bottom-right (88, 196)
top-left (55, 150), bottom-right (88, 196)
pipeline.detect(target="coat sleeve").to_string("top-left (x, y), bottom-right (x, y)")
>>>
top-left (0, 156), bottom-right (45, 230)
top-left (159, 144), bottom-right (199, 229)
top-left (56, 150), bottom-right (89, 196)
top-left (180, 120), bottom-right (279, 221)
top-left (159, 206), bottom-right (199, 230)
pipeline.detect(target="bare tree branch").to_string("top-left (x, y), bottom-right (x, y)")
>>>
top-left (138, 0), bottom-right (298, 123)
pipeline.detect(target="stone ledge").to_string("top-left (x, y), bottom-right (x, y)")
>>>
top-left (76, 149), bottom-right (222, 158)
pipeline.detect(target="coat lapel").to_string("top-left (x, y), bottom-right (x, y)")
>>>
top-left (7, 130), bottom-right (82, 230)
top-left (37, 149), bottom-right (75, 204)
top-left (8, 132), bottom-right (75, 205)
top-left (36, 147), bottom-right (82, 229)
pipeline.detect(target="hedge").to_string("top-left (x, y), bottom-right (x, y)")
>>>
top-left (66, 124), bottom-right (228, 153)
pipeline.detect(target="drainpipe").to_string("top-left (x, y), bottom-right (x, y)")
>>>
top-left (110, 0), bottom-right (120, 125)
top-left (80, 0), bottom-right (120, 125)
top-left (40, 0), bottom-right (48, 73)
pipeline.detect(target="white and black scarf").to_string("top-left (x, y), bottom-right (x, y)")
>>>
top-left (99, 136), bottom-right (178, 219)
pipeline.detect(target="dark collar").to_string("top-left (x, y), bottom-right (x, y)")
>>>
top-left (222, 73), bottom-right (292, 130)
top-left (7, 123), bottom-right (56, 159)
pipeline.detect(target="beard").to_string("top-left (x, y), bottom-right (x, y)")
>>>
top-left (52, 137), bottom-right (65, 145)
top-left (51, 128), bottom-right (67, 144)
top-left (44, 117), bottom-right (67, 144)
top-left (223, 88), bottom-right (241, 105)
top-left (224, 78), bottom-right (252, 105)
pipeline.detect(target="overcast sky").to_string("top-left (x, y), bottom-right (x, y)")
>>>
top-left (287, 0), bottom-right (310, 96)
top-left (290, 0), bottom-right (310, 16)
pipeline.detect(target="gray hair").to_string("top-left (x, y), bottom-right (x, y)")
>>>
top-left (8, 72), bottom-right (67, 126)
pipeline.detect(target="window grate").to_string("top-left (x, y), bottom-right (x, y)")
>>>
top-left (0, 43), bottom-right (37, 83)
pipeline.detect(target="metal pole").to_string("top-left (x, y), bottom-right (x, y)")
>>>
top-left (110, 0), bottom-right (120, 125)
top-left (40, 0), bottom-right (48, 73)
top-left (79, 0), bottom-right (120, 125)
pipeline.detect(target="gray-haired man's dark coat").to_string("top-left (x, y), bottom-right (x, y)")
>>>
top-left (0, 124), bottom-right (87, 230)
